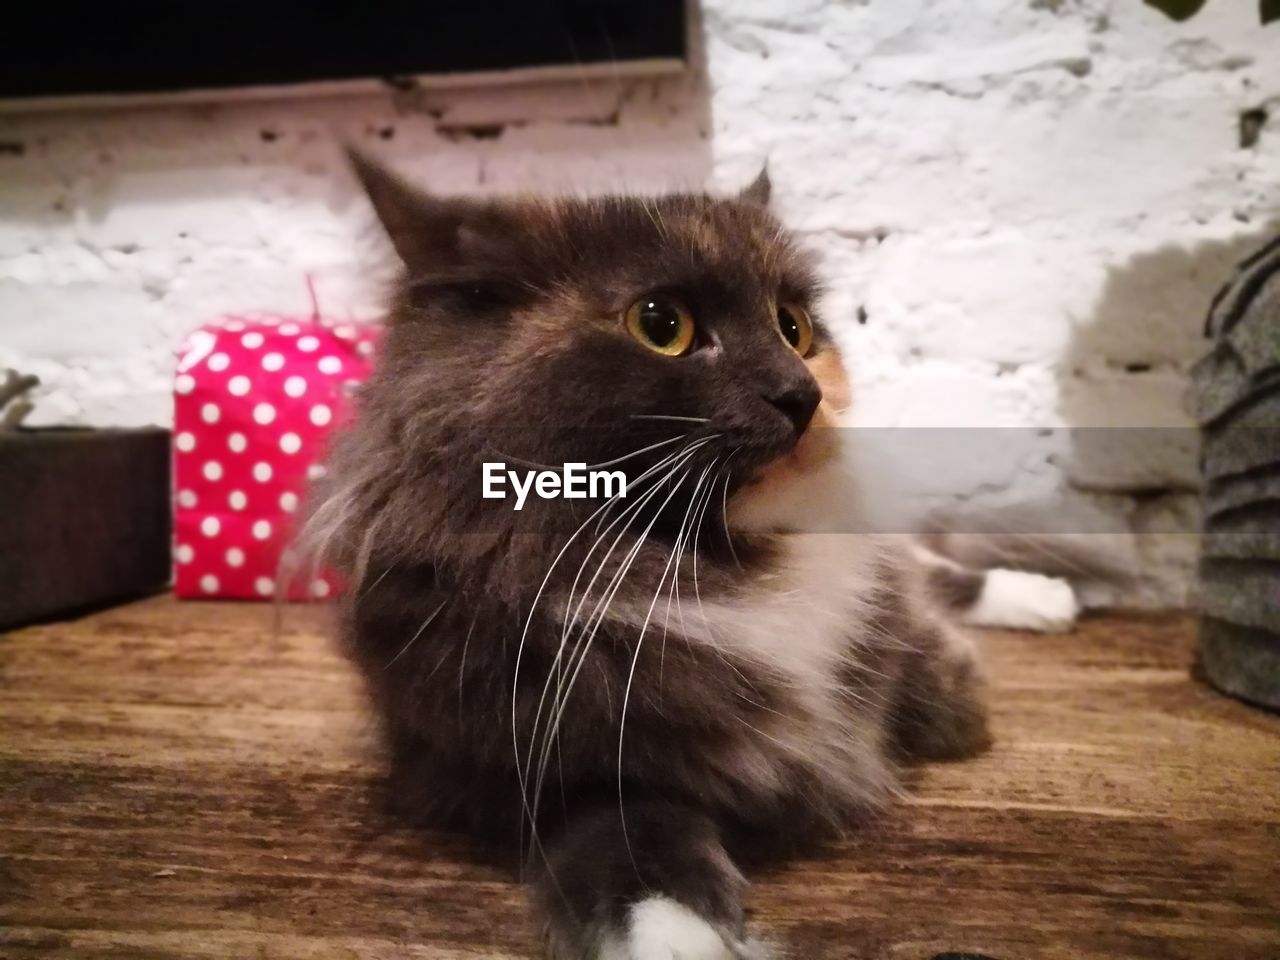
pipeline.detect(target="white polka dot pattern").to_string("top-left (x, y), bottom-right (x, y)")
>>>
top-left (171, 314), bottom-right (378, 600)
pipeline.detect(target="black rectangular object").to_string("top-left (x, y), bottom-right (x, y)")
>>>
top-left (0, 428), bottom-right (171, 629)
top-left (0, 1), bottom-right (686, 101)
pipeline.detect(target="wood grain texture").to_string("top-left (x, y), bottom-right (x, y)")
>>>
top-left (1, 597), bottom-right (1277, 959)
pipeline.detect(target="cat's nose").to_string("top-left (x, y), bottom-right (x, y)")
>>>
top-left (764, 382), bottom-right (821, 436)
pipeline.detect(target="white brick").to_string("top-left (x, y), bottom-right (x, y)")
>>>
top-left (868, 228), bottom-right (1093, 366)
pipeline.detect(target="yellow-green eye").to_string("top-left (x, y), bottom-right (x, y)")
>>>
top-left (777, 302), bottom-right (814, 356)
top-left (625, 296), bottom-right (695, 357)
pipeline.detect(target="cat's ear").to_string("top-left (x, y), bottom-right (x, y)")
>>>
top-left (739, 165), bottom-right (772, 207)
top-left (347, 147), bottom-right (506, 272)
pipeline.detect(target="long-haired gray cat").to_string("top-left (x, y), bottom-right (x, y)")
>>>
top-left (312, 152), bottom-right (1076, 958)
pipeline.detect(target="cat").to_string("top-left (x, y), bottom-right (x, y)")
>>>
top-left (311, 151), bottom-right (1063, 959)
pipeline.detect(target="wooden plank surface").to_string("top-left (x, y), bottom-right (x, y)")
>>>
top-left (1, 597), bottom-right (1277, 959)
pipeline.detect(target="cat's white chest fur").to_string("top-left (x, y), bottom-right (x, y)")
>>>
top-left (680, 532), bottom-right (878, 686)
top-left (700, 439), bottom-right (882, 684)
top-left (673, 529), bottom-right (900, 812)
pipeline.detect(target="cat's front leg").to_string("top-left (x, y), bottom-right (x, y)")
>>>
top-left (530, 798), bottom-right (769, 960)
top-left (890, 617), bottom-right (992, 762)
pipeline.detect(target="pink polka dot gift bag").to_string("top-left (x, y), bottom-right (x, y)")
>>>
top-left (172, 312), bottom-right (378, 600)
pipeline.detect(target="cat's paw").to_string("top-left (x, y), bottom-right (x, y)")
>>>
top-left (962, 569), bottom-right (1078, 633)
top-left (599, 898), bottom-right (770, 960)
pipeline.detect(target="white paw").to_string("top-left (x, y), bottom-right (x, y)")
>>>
top-left (600, 898), bottom-right (765, 960)
top-left (962, 569), bottom-right (1079, 633)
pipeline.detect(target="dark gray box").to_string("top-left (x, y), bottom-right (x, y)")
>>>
top-left (0, 428), bottom-right (171, 628)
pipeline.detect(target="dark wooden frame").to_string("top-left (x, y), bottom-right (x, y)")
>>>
top-left (0, 428), bottom-right (171, 629)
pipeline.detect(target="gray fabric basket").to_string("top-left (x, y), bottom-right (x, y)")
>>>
top-left (1194, 235), bottom-right (1280, 709)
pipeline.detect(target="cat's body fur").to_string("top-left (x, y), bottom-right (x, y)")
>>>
top-left (316, 156), bottom-right (1014, 958)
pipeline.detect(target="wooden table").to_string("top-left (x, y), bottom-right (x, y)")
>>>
top-left (2, 597), bottom-right (1277, 959)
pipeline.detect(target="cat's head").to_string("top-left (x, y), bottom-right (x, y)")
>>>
top-left (342, 152), bottom-right (852, 548)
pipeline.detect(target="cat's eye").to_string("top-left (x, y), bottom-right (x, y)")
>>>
top-left (776, 302), bottom-right (814, 356)
top-left (625, 296), bottom-right (696, 357)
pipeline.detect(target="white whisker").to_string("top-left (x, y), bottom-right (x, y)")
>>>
top-left (458, 613), bottom-right (477, 728)
top-left (720, 451), bottom-right (743, 569)
top-left (529, 461), bottom-right (695, 830)
top-left (629, 414), bottom-right (711, 424)
top-left (526, 447), bottom-right (704, 816)
top-left (489, 432), bottom-right (688, 472)
top-left (384, 598), bottom-right (447, 670)
top-left (662, 460), bottom-right (717, 670)
top-left (614, 470), bottom-right (698, 869)
top-left (520, 438), bottom-right (712, 850)
top-left (510, 458), bottom-right (663, 855)
top-left (524, 441), bottom-right (711, 792)
top-left (525, 463), bottom-right (675, 800)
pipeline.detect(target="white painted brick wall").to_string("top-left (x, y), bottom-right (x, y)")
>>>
top-left (2, 0), bottom-right (1278, 605)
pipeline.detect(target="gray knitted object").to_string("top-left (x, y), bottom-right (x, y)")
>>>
top-left (1194, 235), bottom-right (1280, 710)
